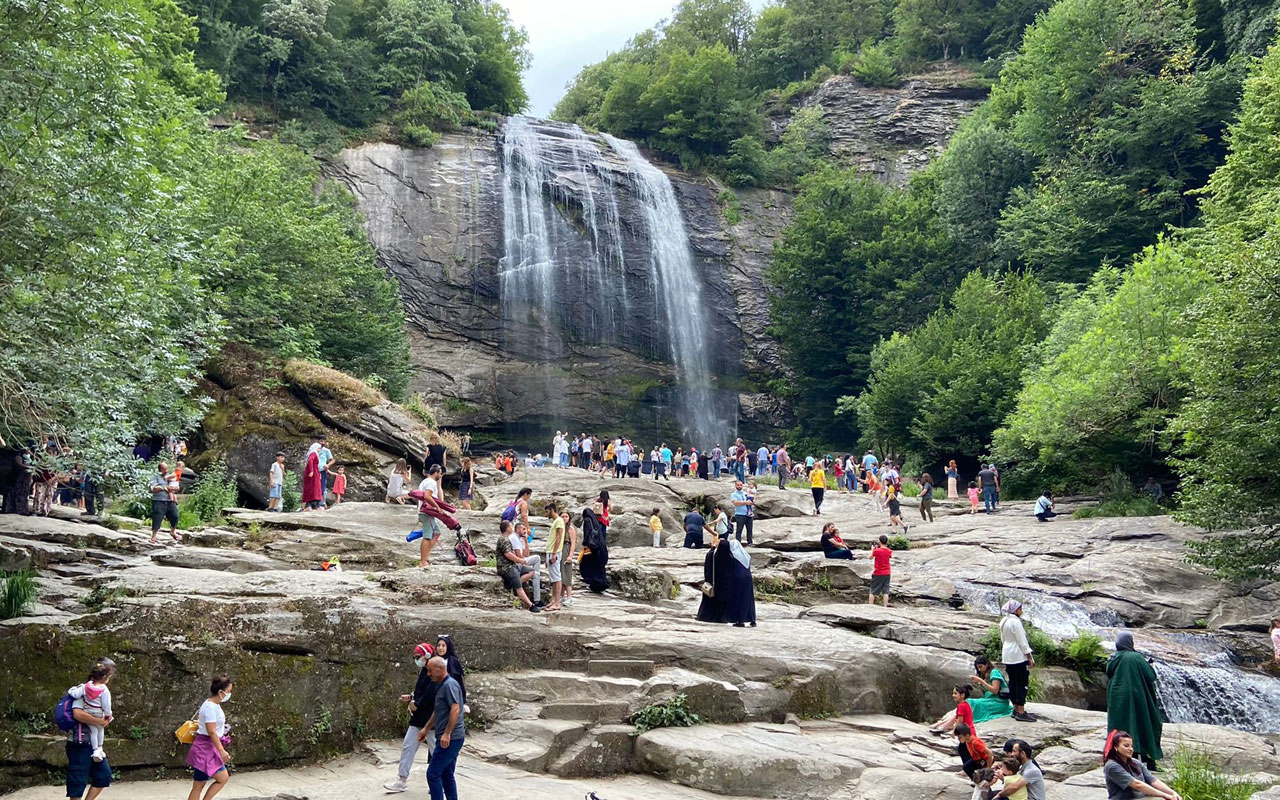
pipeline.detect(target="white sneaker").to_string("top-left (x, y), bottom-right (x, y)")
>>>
top-left (562, 597), bottom-right (575, 607)
top-left (91, 747), bottom-right (106, 762)
top-left (383, 777), bottom-right (409, 793)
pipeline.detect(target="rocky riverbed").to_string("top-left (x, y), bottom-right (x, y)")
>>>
top-left (3, 467), bottom-right (1279, 798)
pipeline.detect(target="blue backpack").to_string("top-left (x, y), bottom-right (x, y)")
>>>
top-left (500, 501), bottom-right (519, 524)
top-left (54, 691), bottom-right (77, 731)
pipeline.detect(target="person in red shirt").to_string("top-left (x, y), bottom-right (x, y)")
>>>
top-left (930, 683), bottom-right (976, 736)
top-left (868, 534), bottom-right (892, 607)
top-left (953, 723), bottom-right (993, 780)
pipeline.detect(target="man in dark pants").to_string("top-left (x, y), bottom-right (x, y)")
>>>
top-left (419, 656), bottom-right (465, 800)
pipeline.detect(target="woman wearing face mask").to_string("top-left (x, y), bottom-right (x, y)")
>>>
top-left (186, 675), bottom-right (234, 800)
top-left (383, 643), bottom-right (436, 794)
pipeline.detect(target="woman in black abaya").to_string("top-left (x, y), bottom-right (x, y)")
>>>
top-left (696, 534), bottom-right (756, 627)
top-left (578, 507), bottom-right (610, 593)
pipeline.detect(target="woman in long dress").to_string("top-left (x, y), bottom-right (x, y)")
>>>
top-left (696, 534), bottom-right (756, 627)
top-left (577, 508), bottom-right (610, 593)
top-left (302, 444), bottom-right (323, 511)
top-left (1106, 632), bottom-right (1165, 768)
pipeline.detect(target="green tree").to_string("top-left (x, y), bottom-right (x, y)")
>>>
top-left (767, 168), bottom-right (960, 443)
top-left (850, 271), bottom-right (1052, 464)
top-left (1172, 31), bottom-right (1280, 578)
top-left (639, 42), bottom-right (756, 163)
top-left (992, 245), bottom-right (1208, 493)
top-left (893, 0), bottom-right (987, 61)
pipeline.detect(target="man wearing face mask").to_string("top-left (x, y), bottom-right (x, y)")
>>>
top-left (383, 643), bottom-right (436, 793)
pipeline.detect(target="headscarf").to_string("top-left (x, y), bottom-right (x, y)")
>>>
top-left (1115, 632), bottom-right (1135, 651)
top-left (1002, 599), bottom-right (1023, 615)
top-left (307, 442), bottom-right (322, 455)
top-left (727, 537), bottom-right (750, 570)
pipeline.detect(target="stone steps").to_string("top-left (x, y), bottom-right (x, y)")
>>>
top-left (539, 700), bottom-right (632, 723)
top-left (546, 724), bottom-right (638, 777)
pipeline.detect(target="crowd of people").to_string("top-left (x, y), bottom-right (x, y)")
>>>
top-left (0, 436), bottom-right (105, 518)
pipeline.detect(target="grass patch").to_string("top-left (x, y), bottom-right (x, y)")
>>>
top-left (182, 460), bottom-right (239, 525)
top-left (80, 584), bottom-right (143, 613)
top-left (284, 359), bottom-right (384, 409)
top-left (886, 535), bottom-right (910, 551)
top-left (630, 694), bottom-right (703, 733)
top-left (717, 188), bottom-right (742, 225)
top-left (404, 393), bottom-right (437, 427)
top-left (1167, 748), bottom-right (1259, 800)
top-left (900, 480), bottom-right (946, 500)
top-left (442, 396), bottom-right (478, 413)
top-left (1, 569), bottom-right (38, 619)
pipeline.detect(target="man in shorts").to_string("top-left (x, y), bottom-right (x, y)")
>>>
top-left (416, 465), bottom-right (447, 565)
top-left (66, 658), bottom-right (114, 799)
top-left (869, 534), bottom-right (892, 607)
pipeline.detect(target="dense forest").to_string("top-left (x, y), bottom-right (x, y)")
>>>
top-left (559, 0), bottom-right (1280, 576)
top-left (0, 0), bottom-right (529, 477)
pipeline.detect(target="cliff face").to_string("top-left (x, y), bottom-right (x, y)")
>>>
top-left (327, 75), bottom-right (984, 446)
top-left (770, 67), bottom-right (989, 185)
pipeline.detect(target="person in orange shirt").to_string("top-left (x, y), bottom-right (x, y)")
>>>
top-left (954, 723), bottom-right (993, 781)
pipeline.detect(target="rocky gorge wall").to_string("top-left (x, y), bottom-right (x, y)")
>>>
top-left (325, 69), bottom-right (987, 448)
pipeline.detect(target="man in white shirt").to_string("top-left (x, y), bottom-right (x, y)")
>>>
top-left (615, 440), bottom-right (631, 478)
top-left (416, 465), bottom-right (447, 565)
top-left (580, 436), bottom-right (593, 470)
top-left (756, 445), bottom-right (770, 476)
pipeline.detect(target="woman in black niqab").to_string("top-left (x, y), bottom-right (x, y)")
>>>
top-left (578, 507), bottom-right (610, 593)
top-left (696, 535), bottom-right (756, 626)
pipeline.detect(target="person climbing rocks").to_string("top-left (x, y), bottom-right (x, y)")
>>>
top-left (1106, 632), bottom-right (1164, 769)
top-left (1000, 600), bottom-right (1036, 722)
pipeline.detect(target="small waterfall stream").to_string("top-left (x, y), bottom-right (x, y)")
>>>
top-left (953, 581), bottom-right (1280, 732)
top-left (496, 116), bottom-right (734, 445)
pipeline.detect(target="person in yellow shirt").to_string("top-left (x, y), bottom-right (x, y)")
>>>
top-left (649, 507), bottom-right (663, 547)
top-left (810, 460), bottom-right (827, 516)
top-left (544, 502), bottom-right (566, 611)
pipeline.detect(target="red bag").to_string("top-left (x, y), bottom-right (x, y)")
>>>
top-left (454, 532), bottom-right (477, 566)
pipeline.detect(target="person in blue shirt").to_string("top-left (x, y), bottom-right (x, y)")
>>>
top-left (316, 435), bottom-right (334, 507)
top-left (659, 444), bottom-right (673, 480)
top-left (861, 450), bottom-right (879, 471)
top-left (418, 657), bottom-right (465, 800)
top-left (730, 479), bottom-right (754, 545)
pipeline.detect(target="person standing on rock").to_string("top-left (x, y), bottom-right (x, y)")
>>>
top-left (697, 529), bottom-right (756, 627)
top-left (580, 434), bottom-right (593, 471)
top-left (267, 452), bottom-right (285, 512)
top-left (730, 480), bottom-right (754, 545)
top-left (683, 504), bottom-right (706, 549)
top-left (615, 439), bottom-right (630, 478)
top-left (185, 675), bottom-right (233, 800)
top-left (1271, 617), bottom-right (1280, 663)
top-left (414, 465), bottom-right (452, 565)
top-left (424, 433), bottom-right (447, 478)
top-left (776, 444), bottom-right (790, 490)
top-left (544, 502), bottom-right (566, 610)
top-left (419, 656), bottom-right (465, 800)
top-left (560, 511), bottom-right (578, 607)
top-left (946, 460), bottom-right (960, 499)
top-left (711, 444), bottom-right (723, 478)
top-left (809, 459), bottom-right (827, 516)
top-left (316, 435), bottom-right (334, 507)
top-left (302, 443), bottom-right (324, 511)
top-left (919, 473), bottom-right (935, 522)
top-left (385, 643), bottom-right (436, 793)
top-left (660, 443), bottom-right (673, 480)
top-left (999, 601), bottom-right (1036, 722)
top-left (868, 534), bottom-right (892, 606)
top-left (977, 464), bottom-right (998, 514)
top-left (457, 457), bottom-right (475, 510)
top-left (1106, 632), bottom-right (1164, 769)
top-left (149, 461), bottom-right (181, 544)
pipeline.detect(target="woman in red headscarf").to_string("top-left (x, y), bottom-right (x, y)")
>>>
top-left (302, 444), bottom-right (323, 511)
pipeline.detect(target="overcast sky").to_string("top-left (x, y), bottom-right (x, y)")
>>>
top-left (499, 0), bottom-right (766, 119)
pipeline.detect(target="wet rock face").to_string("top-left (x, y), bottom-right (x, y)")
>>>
top-left (329, 124), bottom-right (763, 444)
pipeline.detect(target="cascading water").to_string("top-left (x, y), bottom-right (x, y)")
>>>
top-left (602, 134), bottom-right (723, 446)
top-left (951, 581), bottom-right (1280, 732)
top-left (497, 116), bottom-right (734, 445)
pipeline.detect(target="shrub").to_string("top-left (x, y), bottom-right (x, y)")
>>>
top-left (980, 623), bottom-right (1062, 665)
top-left (630, 694), bottom-right (703, 733)
top-left (401, 124), bottom-right (441, 148)
top-left (717, 189), bottom-right (742, 225)
top-left (1167, 749), bottom-right (1258, 800)
top-left (281, 470), bottom-right (301, 513)
top-left (185, 460), bottom-right (239, 524)
top-left (1073, 468), bottom-right (1165, 518)
top-left (887, 535), bottom-right (910, 551)
top-left (851, 45), bottom-right (899, 88)
top-left (1, 569), bottom-right (37, 619)
top-left (404, 393), bottom-right (438, 428)
top-left (1062, 631), bottom-right (1107, 673)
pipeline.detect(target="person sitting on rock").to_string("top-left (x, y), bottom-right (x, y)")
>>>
top-left (954, 724), bottom-right (994, 782)
top-left (929, 683), bottom-right (975, 736)
top-left (494, 520), bottom-right (542, 613)
top-left (819, 523), bottom-right (853, 559)
top-left (1102, 729), bottom-right (1183, 800)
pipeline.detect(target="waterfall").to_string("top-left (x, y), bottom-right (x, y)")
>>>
top-left (952, 581), bottom-right (1124, 637)
top-left (1154, 656), bottom-right (1280, 733)
top-left (496, 116), bottom-right (733, 445)
top-left (602, 134), bottom-right (723, 446)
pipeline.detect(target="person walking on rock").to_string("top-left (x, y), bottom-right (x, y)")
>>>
top-left (978, 464), bottom-right (998, 514)
top-left (65, 661), bottom-right (115, 800)
top-left (1106, 632), bottom-right (1164, 769)
top-left (267, 452), bottom-right (285, 512)
top-left (1000, 601), bottom-right (1036, 722)
top-left (809, 459), bottom-right (827, 515)
top-left (185, 675), bottom-right (234, 800)
top-left (149, 461), bottom-right (181, 544)
top-left (419, 656), bottom-right (465, 800)
top-left (919, 472), bottom-right (935, 522)
top-left (696, 530), bottom-right (756, 627)
top-left (385, 643), bottom-right (435, 793)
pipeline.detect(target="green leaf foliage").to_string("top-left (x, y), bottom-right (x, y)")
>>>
top-left (767, 168), bottom-right (961, 444)
top-left (850, 271), bottom-right (1052, 464)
